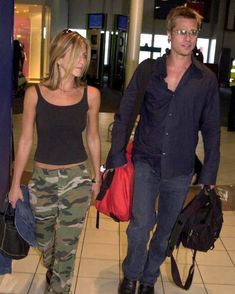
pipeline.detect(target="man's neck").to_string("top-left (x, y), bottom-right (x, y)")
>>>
top-left (167, 52), bottom-right (192, 70)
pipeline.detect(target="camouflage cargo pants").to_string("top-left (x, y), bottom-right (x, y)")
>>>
top-left (28, 164), bottom-right (92, 294)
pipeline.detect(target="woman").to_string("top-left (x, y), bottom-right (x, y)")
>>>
top-left (9, 30), bottom-right (101, 294)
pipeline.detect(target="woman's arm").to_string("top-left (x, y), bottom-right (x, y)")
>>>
top-left (9, 86), bottom-right (38, 207)
top-left (86, 86), bottom-right (101, 199)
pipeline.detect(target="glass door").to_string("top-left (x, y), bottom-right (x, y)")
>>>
top-left (14, 4), bottom-right (51, 82)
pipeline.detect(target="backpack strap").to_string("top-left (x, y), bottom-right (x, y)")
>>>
top-left (170, 250), bottom-right (197, 290)
top-left (127, 58), bottom-right (155, 140)
top-left (96, 58), bottom-right (156, 229)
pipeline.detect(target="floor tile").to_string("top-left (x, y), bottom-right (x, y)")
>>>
top-left (78, 258), bottom-right (119, 279)
top-left (74, 277), bottom-right (119, 294)
top-left (81, 243), bottom-right (119, 260)
top-left (223, 215), bottom-right (235, 226)
top-left (119, 244), bottom-right (127, 261)
top-left (28, 247), bottom-right (41, 256)
top-left (220, 225), bottom-right (235, 237)
top-left (76, 240), bottom-right (83, 258)
top-left (198, 265), bottom-right (235, 284)
top-left (152, 279), bottom-right (165, 294)
top-left (28, 273), bottom-right (47, 294)
top-left (119, 221), bottom-right (129, 232)
top-left (227, 251), bottom-right (235, 265)
top-left (196, 250), bottom-right (233, 266)
top-left (84, 229), bottom-right (119, 245)
top-left (36, 261), bottom-right (47, 275)
top-left (86, 217), bottom-right (119, 231)
top-left (223, 211), bottom-right (235, 216)
top-left (12, 254), bottom-right (41, 273)
top-left (0, 273), bottom-right (33, 294)
top-left (120, 231), bottom-right (128, 245)
top-left (205, 284), bottom-right (235, 294)
top-left (213, 238), bottom-right (226, 250)
top-left (221, 237), bottom-right (235, 250)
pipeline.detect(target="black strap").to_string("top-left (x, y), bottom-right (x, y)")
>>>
top-left (126, 58), bottom-right (155, 140)
top-left (96, 211), bottom-right (100, 229)
top-left (170, 250), bottom-right (197, 290)
top-left (96, 170), bottom-right (115, 201)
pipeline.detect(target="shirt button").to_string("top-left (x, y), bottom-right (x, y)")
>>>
top-left (169, 113), bottom-right (172, 116)
top-left (162, 152), bottom-right (166, 156)
top-left (165, 132), bottom-right (169, 136)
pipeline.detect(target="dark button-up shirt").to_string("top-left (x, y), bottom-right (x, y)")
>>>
top-left (106, 55), bottom-right (220, 185)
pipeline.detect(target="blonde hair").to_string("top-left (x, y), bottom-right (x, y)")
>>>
top-left (166, 5), bottom-right (203, 32)
top-left (43, 30), bottom-right (91, 90)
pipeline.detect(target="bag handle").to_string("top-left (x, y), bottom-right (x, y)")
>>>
top-left (170, 250), bottom-right (197, 290)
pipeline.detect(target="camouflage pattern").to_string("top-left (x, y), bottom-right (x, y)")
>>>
top-left (28, 164), bottom-right (92, 294)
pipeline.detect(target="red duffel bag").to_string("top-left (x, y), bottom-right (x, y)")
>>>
top-left (95, 143), bottom-right (134, 222)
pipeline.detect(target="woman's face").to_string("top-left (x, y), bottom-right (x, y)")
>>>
top-left (58, 42), bottom-right (88, 78)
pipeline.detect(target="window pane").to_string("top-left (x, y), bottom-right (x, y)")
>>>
top-left (139, 51), bottom-right (151, 63)
top-left (197, 38), bottom-right (209, 63)
top-left (140, 34), bottom-right (152, 46)
top-left (154, 34), bottom-right (169, 56)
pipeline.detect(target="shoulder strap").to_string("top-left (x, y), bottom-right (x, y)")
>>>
top-left (127, 58), bottom-right (156, 139)
top-left (170, 250), bottom-right (197, 290)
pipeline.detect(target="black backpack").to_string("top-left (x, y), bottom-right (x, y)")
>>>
top-left (166, 186), bottom-right (223, 290)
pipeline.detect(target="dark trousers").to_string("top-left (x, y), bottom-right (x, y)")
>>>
top-left (122, 161), bottom-right (193, 285)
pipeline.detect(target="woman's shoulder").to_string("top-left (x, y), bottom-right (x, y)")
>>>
top-left (87, 85), bottom-right (100, 99)
top-left (24, 84), bottom-right (39, 100)
top-left (86, 85), bottom-right (100, 109)
top-left (23, 85), bottom-right (39, 108)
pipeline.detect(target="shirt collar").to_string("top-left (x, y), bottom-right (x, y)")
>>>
top-left (153, 53), bottom-right (203, 79)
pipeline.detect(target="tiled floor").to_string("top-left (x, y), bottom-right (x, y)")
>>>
top-left (1, 112), bottom-right (235, 293)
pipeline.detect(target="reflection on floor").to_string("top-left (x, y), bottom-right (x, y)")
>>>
top-left (1, 112), bottom-right (234, 294)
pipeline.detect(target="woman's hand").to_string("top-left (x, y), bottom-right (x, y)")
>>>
top-left (8, 186), bottom-right (24, 208)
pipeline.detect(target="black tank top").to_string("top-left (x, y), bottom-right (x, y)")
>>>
top-left (34, 84), bottom-right (88, 165)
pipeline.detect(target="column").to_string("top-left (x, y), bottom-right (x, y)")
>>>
top-left (125, 0), bottom-right (144, 88)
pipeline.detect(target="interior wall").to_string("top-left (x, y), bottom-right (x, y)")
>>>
top-left (15, 0), bottom-right (235, 61)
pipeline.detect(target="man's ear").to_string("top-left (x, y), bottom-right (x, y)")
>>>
top-left (167, 31), bottom-right (171, 43)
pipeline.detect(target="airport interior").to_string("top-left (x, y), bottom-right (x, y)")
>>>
top-left (0, 0), bottom-right (235, 293)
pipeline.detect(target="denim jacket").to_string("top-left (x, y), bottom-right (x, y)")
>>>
top-left (0, 185), bottom-right (37, 275)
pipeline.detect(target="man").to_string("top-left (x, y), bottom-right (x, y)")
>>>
top-left (106, 5), bottom-right (220, 294)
